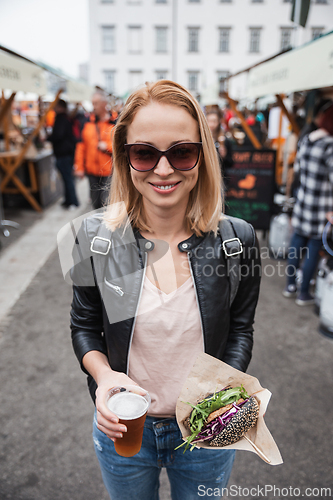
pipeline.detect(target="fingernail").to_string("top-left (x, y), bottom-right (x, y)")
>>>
top-left (111, 438), bottom-right (116, 442)
top-left (120, 426), bottom-right (127, 432)
top-left (111, 418), bottom-right (118, 423)
top-left (117, 433), bottom-right (123, 438)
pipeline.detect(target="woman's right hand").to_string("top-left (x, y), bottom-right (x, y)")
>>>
top-left (95, 371), bottom-right (138, 441)
top-left (82, 351), bottom-right (140, 442)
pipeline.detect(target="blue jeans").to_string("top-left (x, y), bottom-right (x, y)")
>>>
top-left (93, 412), bottom-right (235, 500)
top-left (56, 155), bottom-right (79, 207)
top-left (286, 231), bottom-right (322, 294)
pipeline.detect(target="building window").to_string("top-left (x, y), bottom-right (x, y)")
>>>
top-left (312, 27), bottom-right (324, 39)
top-left (220, 0), bottom-right (232, 3)
top-left (252, 0), bottom-right (263, 2)
top-left (155, 70), bottom-right (168, 80)
top-left (156, 27), bottom-right (168, 53)
top-left (156, 0), bottom-right (167, 2)
top-left (104, 70), bottom-right (115, 93)
top-left (128, 26), bottom-right (142, 53)
top-left (218, 28), bottom-right (231, 53)
top-left (129, 70), bottom-right (143, 90)
top-left (188, 71), bottom-right (199, 91)
top-left (249, 28), bottom-right (261, 53)
top-left (315, 0), bottom-right (327, 3)
top-left (188, 28), bottom-right (200, 52)
top-left (127, 0), bottom-right (141, 4)
top-left (280, 28), bottom-right (294, 50)
top-left (217, 71), bottom-right (230, 93)
top-left (102, 26), bottom-right (115, 52)
top-left (101, 0), bottom-right (114, 3)
top-left (189, 0), bottom-right (200, 2)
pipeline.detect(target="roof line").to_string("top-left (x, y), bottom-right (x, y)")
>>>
top-left (227, 48), bottom-right (292, 79)
top-left (0, 44), bottom-right (39, 66)
top-left (227, 29), bottom-right (333, 80)
top-left (0, 43), bottom-right (91, 84)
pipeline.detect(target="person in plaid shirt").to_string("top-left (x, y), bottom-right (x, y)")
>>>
top-left (283, 103), bottom-right (333, 306)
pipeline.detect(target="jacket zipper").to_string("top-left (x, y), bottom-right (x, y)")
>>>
top-left (104, 279), bottom-right (124, 297)
top-left (126, 251), bottom-right (147, 375)
top-left (188, 252), bottom-right (206, 351)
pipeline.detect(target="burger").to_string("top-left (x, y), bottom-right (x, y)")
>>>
top-left (177, 385), bottom-right (260, 452)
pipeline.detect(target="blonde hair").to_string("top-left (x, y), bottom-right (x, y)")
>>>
top-left (105, 80), bottom-right (223, 236)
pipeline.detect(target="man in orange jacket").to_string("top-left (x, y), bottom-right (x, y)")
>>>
top-left (74, 91), bottom-right (115, 209)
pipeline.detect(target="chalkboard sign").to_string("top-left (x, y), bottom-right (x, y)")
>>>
top-left (224, 149), bottom-right (276, 231)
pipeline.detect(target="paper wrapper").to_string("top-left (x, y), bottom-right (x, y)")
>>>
top-left (176, 353), bottom-right (283, 465)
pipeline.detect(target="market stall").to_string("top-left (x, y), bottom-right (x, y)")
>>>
top-left (222, 31), bottom-right (333, 229)
top-left (0, 46), bottom-right (61, 211)
top-left (227, 31), bottom-right (333, 184)
top-left (0, 45), bottom-right (94, 212)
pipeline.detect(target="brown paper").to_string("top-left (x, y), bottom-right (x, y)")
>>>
top-left (176, 352), bottom-right (283, 465)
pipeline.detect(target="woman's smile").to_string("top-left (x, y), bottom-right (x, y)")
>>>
top-left (148, 181), bottom-right (181, 193)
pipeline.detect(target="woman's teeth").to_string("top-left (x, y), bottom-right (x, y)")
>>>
top-left (155, 184), bottom-right (176, 190)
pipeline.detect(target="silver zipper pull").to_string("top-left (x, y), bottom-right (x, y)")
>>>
top-left (112, 285), bottom-right (124, 297)
top-left (105, 280), bottom-right (125, 297)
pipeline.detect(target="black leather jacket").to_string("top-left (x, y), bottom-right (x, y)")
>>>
top-left (70, 214), bottom-right (261, 402)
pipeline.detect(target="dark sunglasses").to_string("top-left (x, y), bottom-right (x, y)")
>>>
top-left (124, 142), bottom-right (203, 172)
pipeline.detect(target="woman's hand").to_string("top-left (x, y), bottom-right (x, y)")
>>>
top-left (95, 371), bottom-right (138, 442)
top-left (82, 351), bottom-right (139, 442)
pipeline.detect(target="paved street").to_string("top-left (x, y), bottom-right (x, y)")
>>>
top-left (0, 204), bottom-right (332, 500)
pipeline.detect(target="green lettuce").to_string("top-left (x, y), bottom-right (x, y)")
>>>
top-left (176, 385), bottom-right (249, 452)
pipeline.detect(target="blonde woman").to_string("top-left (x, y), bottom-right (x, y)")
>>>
top-left (70, 80), bottom-right (261, 499)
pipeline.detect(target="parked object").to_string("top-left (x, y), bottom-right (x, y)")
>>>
top-left (314, 257), bottom-right (330, 315)
top-left (269, 209), bottom-right (292, 259)
top-left (319, 270), bottom-right (333, 339)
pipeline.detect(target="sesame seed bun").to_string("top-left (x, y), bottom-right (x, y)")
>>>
top-left (208, 396), bottom-right (260, 447)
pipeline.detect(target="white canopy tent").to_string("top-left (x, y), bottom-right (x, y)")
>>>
top-left (0, 46), bottom-right (95, 102)
top-left (228, 31), bottom-right (333, 101)
top-left (65, 79), bottom-right (95, 104)
top-left (0, 48), bottom-right (48, 95)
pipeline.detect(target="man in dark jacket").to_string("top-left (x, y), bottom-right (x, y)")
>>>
top-left (49, 99), bottom-right (79, 209)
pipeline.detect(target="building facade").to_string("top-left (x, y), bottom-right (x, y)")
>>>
top-left (88, 0), bottom-right (333, 98)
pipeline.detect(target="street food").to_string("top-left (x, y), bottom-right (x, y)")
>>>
top-left (178, 386), bottom-right (259, 452)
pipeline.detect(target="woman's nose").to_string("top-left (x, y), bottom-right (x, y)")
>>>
top-left (153, 155), bottom-right (174, 176)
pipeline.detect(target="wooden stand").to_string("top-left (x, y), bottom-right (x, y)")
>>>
top-left (221, 92), bottom-right (262, 150)
top-left (0, 151), bottom-right (41, 211)
top-left (0, 89), bottom-right (62, 212)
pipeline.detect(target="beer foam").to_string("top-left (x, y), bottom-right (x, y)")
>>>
top-left (107, 392), bottom-right (149, 419)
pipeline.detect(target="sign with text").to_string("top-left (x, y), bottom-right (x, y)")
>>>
top-left (0, 49), bottom-right (47, 94)
top-left (246, 31), bottom-right (333, 98)
top-left (225, 149), bottom-right (276, 230)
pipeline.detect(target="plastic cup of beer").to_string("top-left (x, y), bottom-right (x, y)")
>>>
top-left (106, 385), bottom-right (151, 457)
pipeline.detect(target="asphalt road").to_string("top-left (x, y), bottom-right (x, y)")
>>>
top-left (0, 236), bottom-right (332, 500)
